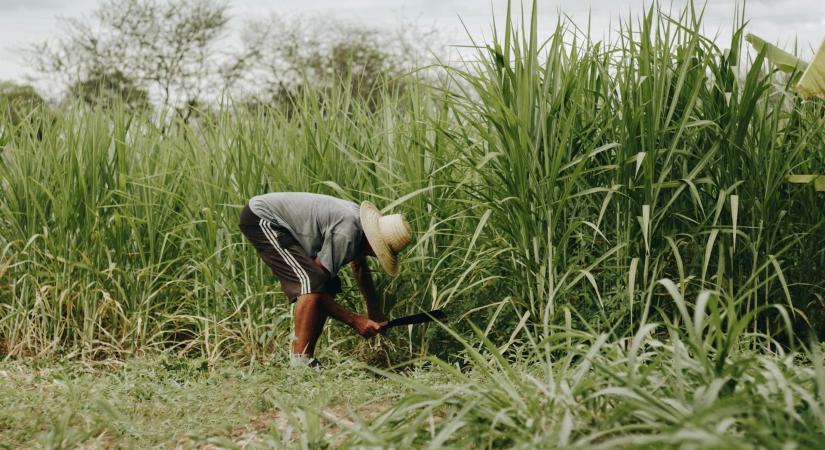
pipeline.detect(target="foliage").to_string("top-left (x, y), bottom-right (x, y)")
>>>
top-left (29, 0), bottom-right (246, 110)
top-left (26, 1), bottom-right (435, 113)
top-left (442, 1), bottom-right (825, 344)
top-left (2, 1), bottom-right (824, 361)
top-left (235, 14), bottom-right (437, 109)
top-left (349, 286), bottom-right (825, 449)
top-left (0, 79), bottom-right (474, 361)
top-left (746, 33), bottom-right (807, 74)
top-left (68, 70), bottom-right (151, 112)
top-left (2, 1), bottom-right (825, 447)
top-left (2, 289), bottom-right (825, 448)
top-left (797, 39), bottom-right (825, 98)
top-left (0, 81), bottom-right (46, 126)
top-left (0, 354), bottom-right (407, 448)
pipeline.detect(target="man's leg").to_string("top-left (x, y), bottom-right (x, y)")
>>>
top-left (292, 293), bottom-right (328, 356)
top-left (292, 292), bottom-right (382, 357)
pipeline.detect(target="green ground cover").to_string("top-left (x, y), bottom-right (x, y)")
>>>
top-left (0, 355), bottom-right (408, 449)
top-left (3, 324), bottom-right (825, 449)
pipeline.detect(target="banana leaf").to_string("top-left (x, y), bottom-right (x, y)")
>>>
top-left (745, 33), bottom-right (807, 74)
top-left (786, 175), bottom-right (825, 192)
top-left (796, 39), bottom-right (825, 98)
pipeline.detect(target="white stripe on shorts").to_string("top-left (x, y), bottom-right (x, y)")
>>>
top-left (259, 219), bottom-right (311, 295)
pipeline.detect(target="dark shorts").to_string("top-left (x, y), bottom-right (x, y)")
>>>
top-left (239, 204), bottom-right (341, 302)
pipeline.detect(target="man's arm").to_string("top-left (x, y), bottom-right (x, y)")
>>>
top-left (351, 255), bottom-right (387, 323)
top-left (314, 293), bottom-right (382, 338)
top-left (308, 258), bottom-right (382, 338)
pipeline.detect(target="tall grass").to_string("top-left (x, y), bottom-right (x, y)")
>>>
top-left (0, 81), bottom-right (483, 360)
top-left (448, 1), bottom-right (824, 341)
top-left (0, 1), bottom-right (823, 363)
top-left (293, 284), bottom-right (821, 448)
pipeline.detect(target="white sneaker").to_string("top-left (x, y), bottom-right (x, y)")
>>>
top-left (289, 354), bottom-right (321, 368)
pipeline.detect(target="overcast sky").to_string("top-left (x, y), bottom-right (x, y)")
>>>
top-left (1, 0), bottom-right (823, 84)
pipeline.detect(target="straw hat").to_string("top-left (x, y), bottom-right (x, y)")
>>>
top-left (360, 201), bottom-right (412, 277)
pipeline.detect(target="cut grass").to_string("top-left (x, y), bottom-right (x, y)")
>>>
top-left (0, 354), bottom-right (411, 449)
top-left (3, 319), bottom-right (824, 449)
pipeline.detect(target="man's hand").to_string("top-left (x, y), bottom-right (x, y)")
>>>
top-left (368, 311), bottom-right (388, 324)
top-left (368, 311), bottom-right (389, 334)
top-left (353, 316), bottom-right (383, 338)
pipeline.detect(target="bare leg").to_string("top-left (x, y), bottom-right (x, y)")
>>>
top-left (292, 292), bottom-right (382, 357)
top-left (292, 294), bottom-right (329, 356)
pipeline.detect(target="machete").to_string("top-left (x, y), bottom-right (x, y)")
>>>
top-left (380, 309), bottom-right (446, 329)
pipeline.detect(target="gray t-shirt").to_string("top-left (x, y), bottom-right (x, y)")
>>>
top-left (249, 192), bottom-right (363, 275)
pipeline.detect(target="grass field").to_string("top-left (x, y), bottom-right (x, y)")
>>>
top-left (0, 356), bottom-right (411, 448)
top-left (1, 1), bottom-right (824, 448)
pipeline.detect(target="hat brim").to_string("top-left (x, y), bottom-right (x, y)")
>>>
top-left (360, 201), bottom-right (400, 277)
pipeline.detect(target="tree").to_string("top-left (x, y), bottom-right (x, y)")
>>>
top-left (0, 82), bottom-right (46, 126)
top-left (68, 70), bottom-right (150, 112)
top-left (234, 15), bottom-right (440, 108)
top-left (30, 0), bottom-right (253, 112)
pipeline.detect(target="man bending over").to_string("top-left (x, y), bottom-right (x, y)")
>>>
top-left (238, 192), bottom-right (412, 367)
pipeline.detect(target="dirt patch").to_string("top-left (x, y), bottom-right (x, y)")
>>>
top-left (188, 398), bottom-right (397, 448)
top-left (321, 398), bottom-right (395, 446)
top-left (76, 430), bottom-right (118, 450)
top-left (229, 409), bottom-right (290, 447)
